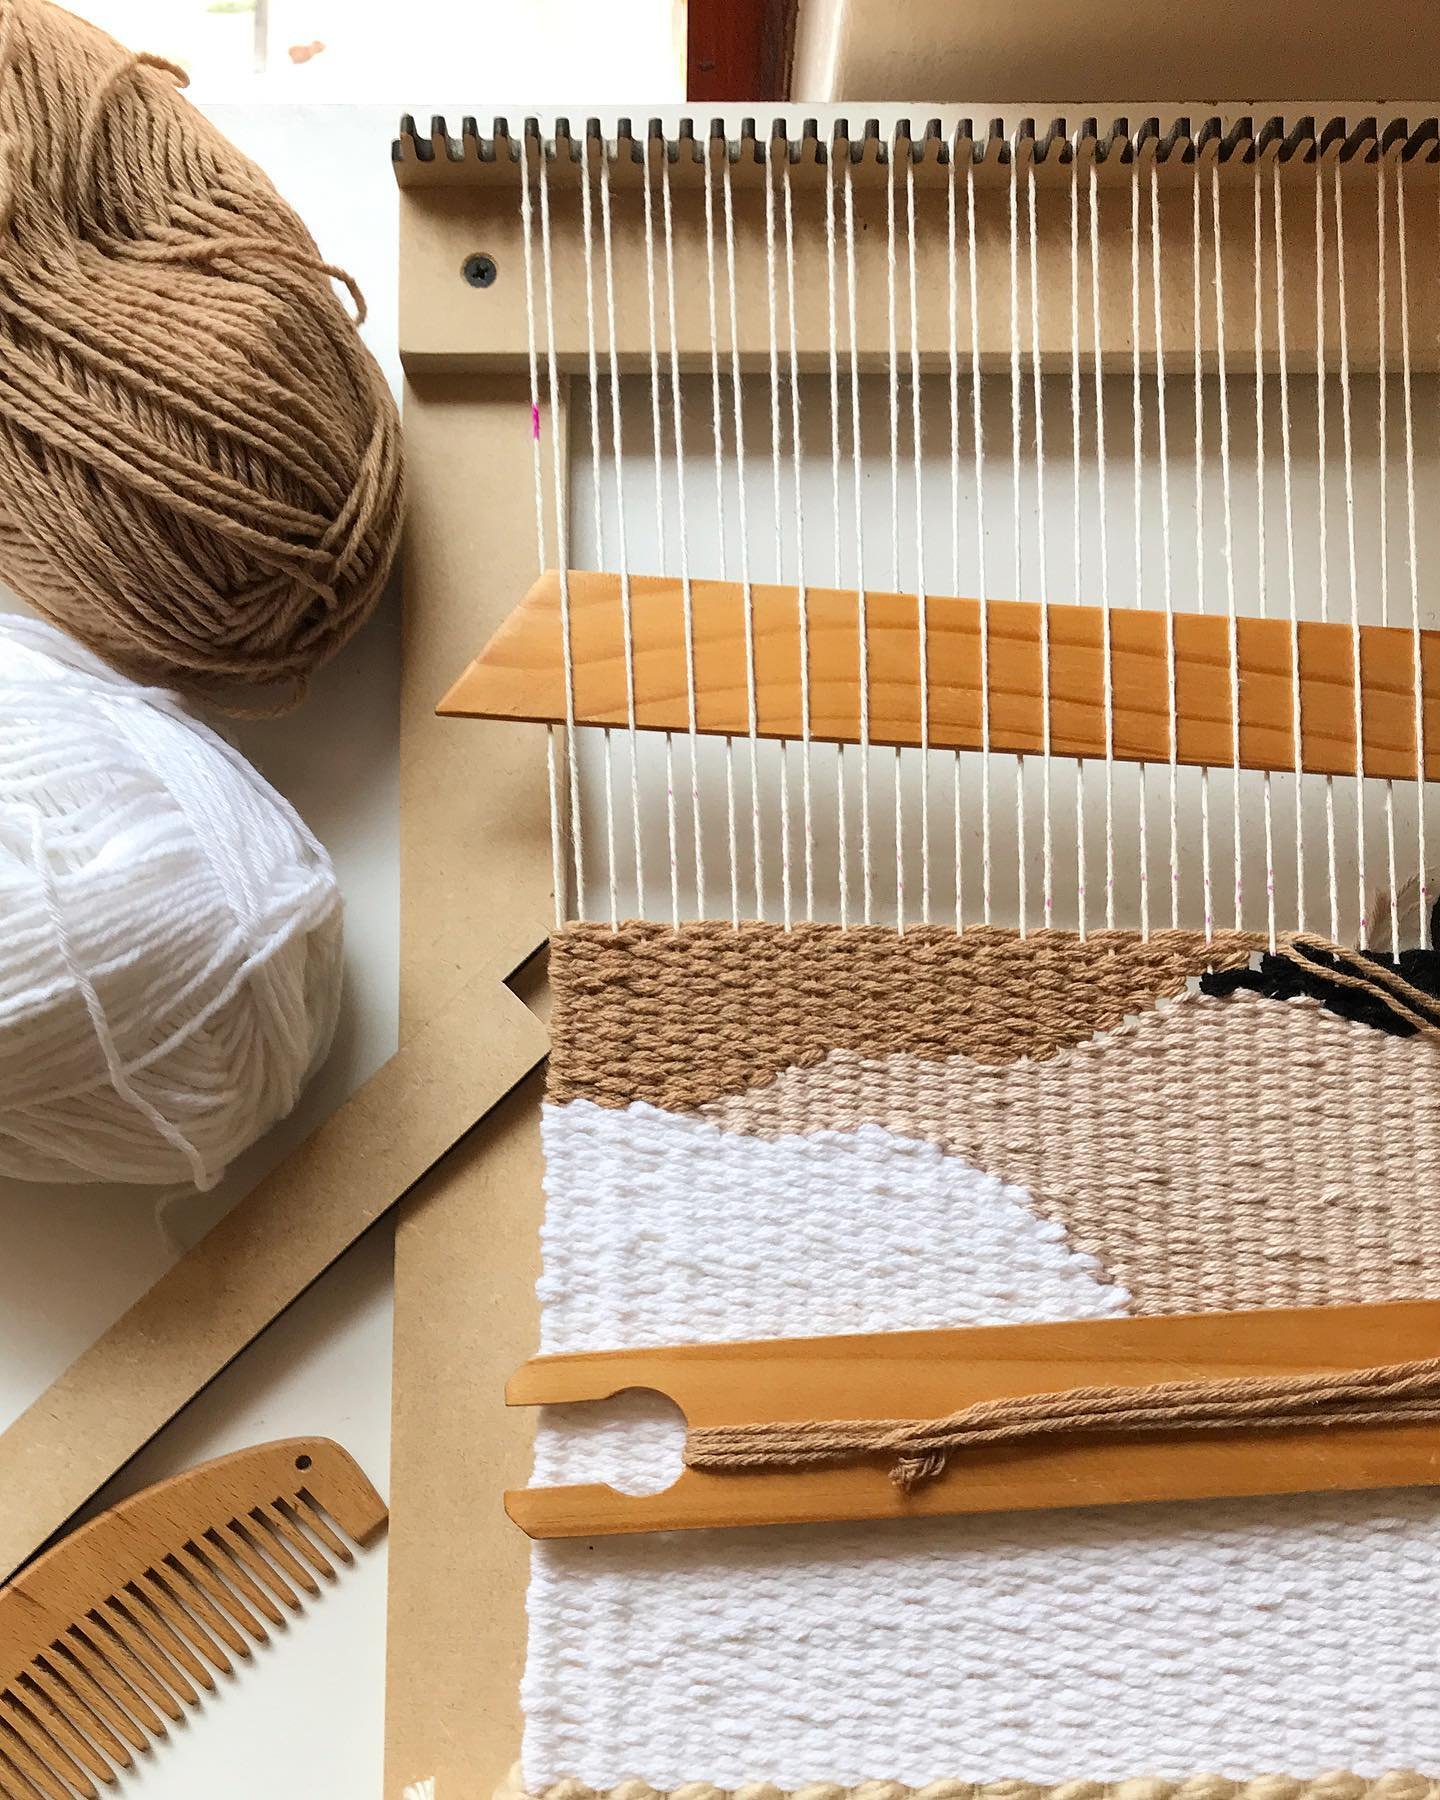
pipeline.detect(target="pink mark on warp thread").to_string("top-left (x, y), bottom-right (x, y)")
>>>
top-left (531, 403), bottom-right (541, 439)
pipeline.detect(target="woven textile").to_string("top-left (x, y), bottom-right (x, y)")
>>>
top-left (547, 923), bottom-right (1263, 1110)
top-left (701, 989), bottom-right (1440, 1315)
top-left (524, 924), bottom-right (1440, 1792)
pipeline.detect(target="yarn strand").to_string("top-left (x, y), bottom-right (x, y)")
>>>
top-left (686, 1358), bottom-right (1440, 1493)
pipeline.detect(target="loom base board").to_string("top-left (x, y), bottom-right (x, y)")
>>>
top-left (385, 99), bottom-right (1440, 1800)
top-left (386, 364), bottom-right (558, 1800)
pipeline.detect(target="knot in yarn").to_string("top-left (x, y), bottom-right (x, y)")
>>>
top-left (0, 614), bottom-right (343, 1188)
top-left (0, 0), bottom-right (403, 709)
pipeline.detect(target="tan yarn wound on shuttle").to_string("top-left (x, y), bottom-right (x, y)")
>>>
top-left (685, 1359), bottom-right (1440, 1492)
top-left (499, 1767), bottom-right (1440, 1800)
top-left (547, 923), bottom-right (1265, 1110)
top-left (0, 0), bottom-right (403, 709)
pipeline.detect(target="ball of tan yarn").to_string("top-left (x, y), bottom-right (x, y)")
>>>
top-left (0, 0), bottom-right (403, 708)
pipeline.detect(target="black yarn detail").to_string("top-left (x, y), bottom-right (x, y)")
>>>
top-left (1201, 954), bottom-right (1412, 1036)
top-left (1200, 925), bottom-right (1440, 1039)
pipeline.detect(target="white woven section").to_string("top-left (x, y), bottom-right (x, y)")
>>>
top-left (523, 1100), bottom-right (1440, 1789)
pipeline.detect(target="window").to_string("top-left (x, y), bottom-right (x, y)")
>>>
top-left (72, 0), bottom-right (685, 102)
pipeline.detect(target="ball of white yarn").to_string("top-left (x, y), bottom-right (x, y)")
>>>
top-left (0, 615), bottom-right (344, 1189)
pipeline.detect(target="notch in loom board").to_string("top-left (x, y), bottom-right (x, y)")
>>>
top-left (439, 570), bottom-right (1440, 782)
top-left (504, 1299), bottom-right (1440, 1538)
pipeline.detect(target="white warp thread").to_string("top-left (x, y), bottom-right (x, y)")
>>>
top-left (0, 615), bottom-right (342, 1189)
top-left (524, 1099), bottom-right (1440, 1789)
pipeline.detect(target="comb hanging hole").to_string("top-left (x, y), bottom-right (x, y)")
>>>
top-left (294, 1453), bottom-right (312, 1471)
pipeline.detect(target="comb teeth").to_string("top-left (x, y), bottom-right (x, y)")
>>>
top-left (0, 1439), bottom-right (386, 1799)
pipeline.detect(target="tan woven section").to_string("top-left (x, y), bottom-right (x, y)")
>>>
top-left (547, 923), bottom-right (1262, 1110)
top-left (701, 990), bottom-right (1440, 1314)
top-left (497, 1766), bottom-right (1440, 1800)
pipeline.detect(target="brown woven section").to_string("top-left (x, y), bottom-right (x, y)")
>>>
top-left (546, 923), bottom-right (1263, 1110)
top-left (499, 1769), bottom-right (1440, 1800)
top-left (702, 992), bottom-right (1440, 1315)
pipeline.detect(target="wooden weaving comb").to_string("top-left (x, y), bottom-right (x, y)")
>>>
top-left (505, 1298), bottom-right (1440, 1539)
top-left (0, 1438), bottom-right (386, 1797)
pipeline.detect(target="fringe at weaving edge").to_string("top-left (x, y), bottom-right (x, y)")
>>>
top-left (498, 1770), bottom-right (1440, 1800)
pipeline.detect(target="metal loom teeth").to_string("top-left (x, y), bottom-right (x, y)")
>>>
top-left (1218, 115), bottom-right (1256, 160)
top-left (1280, 115), bottom-right (1318, 161)
top-left (393, 109), bottom-right (1435, 176)
top-left (1133, 116), bottom-right (1162, 154)
top-left (1408, 118), bottom-right (1440, 160)
top-left (674, 118), bottom-right (701, 164)
top-left (487, 118), bottom-right (513, 165)
top-left (393, 113), bottom-right (430, 164)
top-left (1253, 115), bottom-right (1287, 158)
top-left (1381, 117), bottom-right (1411, 155)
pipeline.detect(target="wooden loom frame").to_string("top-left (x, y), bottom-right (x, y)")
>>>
top-left (383, 105), bottom-right (1440, 1799)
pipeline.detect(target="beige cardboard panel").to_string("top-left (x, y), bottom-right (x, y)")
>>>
top-left (0, 968), bottom-right (548, 1584)
top-left (398, 135), bottom-right (1440, 377)
top-left (386, 358), bottom-right (556, 1792)
top-left (385, 1076), bottom-right (544, 1800)
top-left (397, 372), bottom-right (558, 1014)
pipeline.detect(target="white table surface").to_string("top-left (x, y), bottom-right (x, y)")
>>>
top-left (0, 106), bottom-right (409, 1800)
